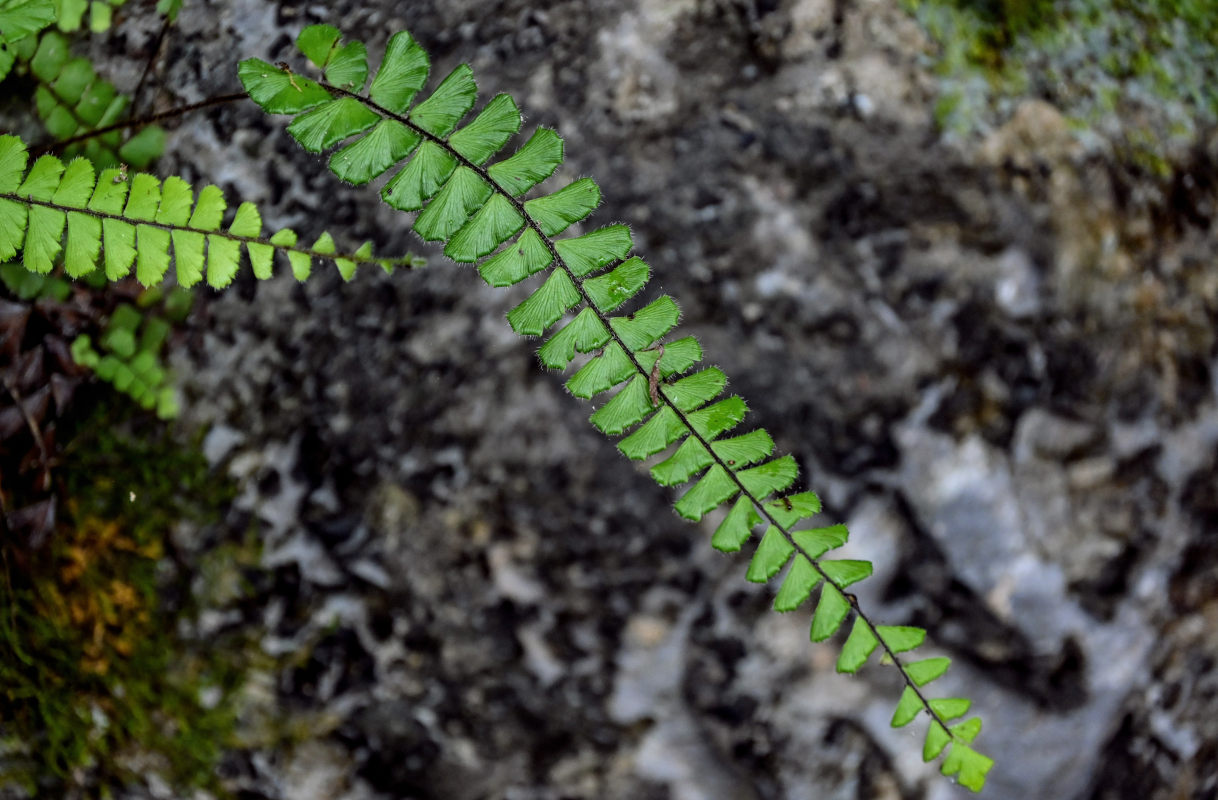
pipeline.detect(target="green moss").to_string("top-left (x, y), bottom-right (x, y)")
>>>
top-left (0, 398), bottom-right (254, 796)
top-left (904, 0), bottom-right (1218, 161)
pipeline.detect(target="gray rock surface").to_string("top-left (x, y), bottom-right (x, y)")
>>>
top-left (62, 0), bottom-right (1218, 798)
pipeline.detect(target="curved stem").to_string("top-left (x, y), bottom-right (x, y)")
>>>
top-left (30, 92), bottom-right (250, 157)
top-left (128, 15), bottom-right (173, 123)
top-left (1, 378), bottom-right (53, 493)
top-left (316, 78), bottom-right (959, 740)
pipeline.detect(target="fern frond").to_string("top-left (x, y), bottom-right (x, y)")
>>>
top-left (70, 299), bottom-right (181, 418)
top-left (240, 24), bottom-right (994, 791)
top-left (0, 134), bottom-right (421, 287)
top-left (12, 30), bottom-right (163, 167)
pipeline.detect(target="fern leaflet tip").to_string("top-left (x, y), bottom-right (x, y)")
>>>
top-left (836, 616), bottom-right (878, 673)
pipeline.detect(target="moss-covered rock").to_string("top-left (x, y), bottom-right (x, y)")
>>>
top-left (905, 0), bottom-right (1218, 168)
top-left (0, 398), bottom-right (252, 796)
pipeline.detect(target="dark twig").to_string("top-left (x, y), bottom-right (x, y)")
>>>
top-left (1, 378), bottom-right (52, 491)
top-left (129, 14), bottom-right (172, 122)
top-left (30, 92), bottom-right (250, 157)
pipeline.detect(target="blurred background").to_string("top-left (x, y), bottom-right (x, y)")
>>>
top-left (1, 1), bottom-right (1216, 798)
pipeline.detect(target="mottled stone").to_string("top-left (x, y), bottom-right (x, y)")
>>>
top-left (42, 0), bottom-right (1218, 798)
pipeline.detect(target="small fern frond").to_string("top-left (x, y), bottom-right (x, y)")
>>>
top-left (0, 134), bottom-right (421, 288)
top-left (241, 24), bottom-right (994, 791)
top-left (70, 298), bottom-right (183, 418)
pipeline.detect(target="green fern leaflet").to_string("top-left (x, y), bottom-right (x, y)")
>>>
top-left (238, 24), bottom-right (995, 790)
